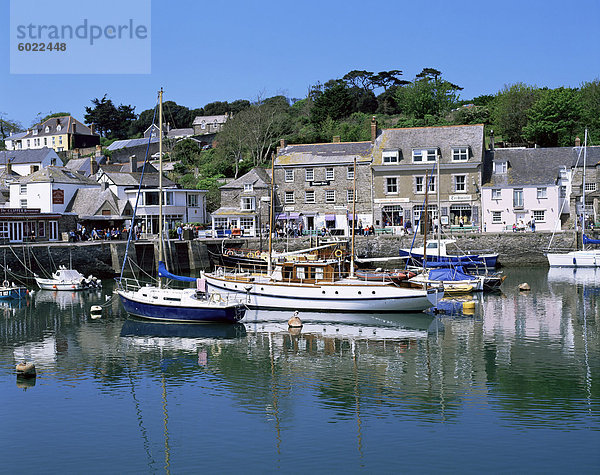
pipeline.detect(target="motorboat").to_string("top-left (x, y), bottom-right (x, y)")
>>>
top-left (399, 239), bottom-right (498, 268)
top-left (35, 267), bottom-right (101, 291)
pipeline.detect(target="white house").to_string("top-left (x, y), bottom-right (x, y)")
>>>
top-left (0, 148), bottom-right (62, 176)
top-left (481, 148), bottom-right (573, 232)
top-left (4, 131), bottom-right (27, 150)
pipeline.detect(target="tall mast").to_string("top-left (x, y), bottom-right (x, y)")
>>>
top-left (423, 170), bottom-right (429, 267)
top-left (350, 156), bottom-right (357, 278)
top-left (436, 153), bottom-right (441, 259)
top-left (158, 88), bottom-right (164, 288)
top-left (268, 152), bottom-right (275, 274)
top-left (582, 129), bottom-right (588, 250)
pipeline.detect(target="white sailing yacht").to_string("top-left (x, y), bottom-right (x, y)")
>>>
top-left (547, 129), bottom-right (600, 267)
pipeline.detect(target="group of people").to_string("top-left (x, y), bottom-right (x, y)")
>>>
top-left (511, 218), bottom-right (536, 232)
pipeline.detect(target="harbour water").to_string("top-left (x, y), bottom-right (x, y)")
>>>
top-left (1, 267), bottom-right (599, 473)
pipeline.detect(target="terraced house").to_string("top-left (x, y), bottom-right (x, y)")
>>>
top-left (16, 116), bottom-right (100, 152)
top-left (274, 137), bottom-right (373, 234)
top-left (371, 123), bottom-right (486, 232)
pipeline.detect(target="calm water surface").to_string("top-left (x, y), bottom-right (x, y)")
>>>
top-left (1, 268), bottom-right (599, 473)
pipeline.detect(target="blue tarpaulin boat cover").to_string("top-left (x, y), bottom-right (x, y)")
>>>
top-left (583, 234), bottom-right (600, 245)
top-left (158, 261), bottom-right (197, 282)
top-left (428, 266), bottom-right (474, 282)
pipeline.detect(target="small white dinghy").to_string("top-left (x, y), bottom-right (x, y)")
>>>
top-left (35, 266), bottom-right (102, 291)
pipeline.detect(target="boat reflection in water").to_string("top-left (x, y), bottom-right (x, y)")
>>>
top-left (243, 308), bottom-right (440, 339)
top-left (120, 318), bottom-right (248, 341)
top-left (34, 288), bottom-right (102, 310)
top-left (546, 266), bottom-right (600, 285)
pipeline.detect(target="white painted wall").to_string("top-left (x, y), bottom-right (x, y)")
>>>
top-left (10, 182), bottom-right (100, 213)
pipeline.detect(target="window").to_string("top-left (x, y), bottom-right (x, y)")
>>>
top-left (241, 197), bottom-right (255, 211)
top-left (187, 194), bottom-right (199, 207)
top-left (44, 138), bottom-right (47, 146)
top-left (452, 147), bottom-right (468, 161)
top-left (315, 267), bottom-right (324, 280)
top-left (285, 191), bottom-right (294, 204)
top-left (412, 148), bottom-right (437, 162)
top-left (494, 161), bottom-right (507, 174)
top-left (243, 183), bottom-right (253, 192)
top-left (214, 217), bottom-right (227, 228)
top-left (347, 166), bottom-right (354, 180)
top-left (285, 169), bottom-right (294, 182)
top-left (19, 184), bottom-right (27, 194)
top-left (305, 169), bottom-right (314, 181)
top-left (33, 129), bottom-right (38, 136)
top-left (383, 151), bottom-right (399, 164)
top-left (326, 190), bottom-right (335, 203)
top-left (533, 210), bottom-right (545, 222)
top-left (347, 189), bottom-right (355, 202)
top-left (20, 199), bottom-right (27, 208)
top-left (326, 168), bottom-right (334, 180)
top-left (492, 189), bottom-right (502, 200)
top-left (492, 211), bottom-right (502, 223)
top-left (26, 140), bottom-right (30, 147)
top-left (415, 176), bottom-right (425, 194)
top-left (305, 190), bottom-right (315, 203)
top-left (386, 177), bottom-right (398, 194)
top-left (240, 218), bottom-right (254, 230)
top-left (513, 188), bottom-right (524, 208)
top-left (428, 176), bottom-right (436, 193)
top-left (45, 126), bottom-right (50, 133)
top-left (454, 175), bottom-right (466, 192)
top-left (201, 122), bottom-right (206, 130)
top-left (52, 137), bottom-right (55, 145)
top-left (145, 191), bottom-right (159, 205)
top-left (537, 187), bottom-right (547, 199)
top-left (57, 125), bottom-right (62, 131)
top-left (58, 136), bottom-right (63, 145)
top-left (164, 191), bottom-right (174, 205)
top-left (560, 186), bottom-right (567, 199)
top-left (585, 182), bottom-right (597, 192)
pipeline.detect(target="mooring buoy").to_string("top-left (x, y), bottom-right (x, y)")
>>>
top-left (288, 311), bottom-right (303, 328)
top-left (16, 361), bottom-right (36, 378)
top-left (463, 300), bottom-right (475, 314)
top-left (518, 283), bottom-right (531, 291)
top-left (90, 305), bottom-right (102, 319)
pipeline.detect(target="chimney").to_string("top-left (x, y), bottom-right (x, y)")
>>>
top-left (95, 144), bottom-right (102, 158)
top-left (371, 116), bottom-right (377, 143)
top-left (489, 130), bottom-right (495, 151)
top-left (90, 123), bottom-right (95, 135)
top-left (575, 137), bottom-right (581, 147)
top-left (73, 123), bottom-right (77, 134)
top-left (6, 161), bottom-right (12, 174)
top-left (280, 139), bottom-right (287, 149)
top-left (333, 136), bottom-right (341, 143)
top-left (129, 155), bottom-right (137, 173)
top-left (90, 157), bottom-right (99, 175)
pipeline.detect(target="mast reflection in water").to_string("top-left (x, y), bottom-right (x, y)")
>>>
top-left (0, 269), bottom-right (598, 473)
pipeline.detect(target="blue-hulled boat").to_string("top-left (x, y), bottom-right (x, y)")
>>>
top-left (399, 239), bottom-right (498, 268)
top-left (0, 282), bottom-right (28, 300)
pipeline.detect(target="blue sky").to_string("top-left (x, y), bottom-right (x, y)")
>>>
top-left (2, 0), bottom-right (600, 128)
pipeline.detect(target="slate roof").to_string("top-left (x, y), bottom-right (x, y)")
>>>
top-left (18, 166), bottom-right (100, 185)
top-left (102, 171), bottom-right (176, 188)
top-left (6, 131), bottom-right (27, 141)
top-left (23, 116), bottom-right (96, 139)
top-left (167, 128), bottom-right (194, 138)
top-left (374, 124), bottom-right (485, 162)
top-left (211, 206), bottom-right (255, 216)
top-left (65, 155), bottom-right (107, 176)
top-left (220, 167), bottom-right (272, 190)
top-left (106, 137), bottom-right (159, 151)
top-left (193, 115), bottom-right (228, 125)
top-left (483, 146), bottom-right (600, 187)
top-left (275, 141), bottom-right (373, 166)
top-left (65, 187), bottom-right (128, 217)
top-left (99, 161), bottom-right (158, 174)
top-left (0, 147), bottom-right (61, 164)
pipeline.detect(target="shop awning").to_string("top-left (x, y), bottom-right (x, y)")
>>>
top-left (276, 213), bottom-right (288, 220)
top-left (324, 214), bottom-right (335, 220)
top-left (288, 212), bottom-right (300, 219)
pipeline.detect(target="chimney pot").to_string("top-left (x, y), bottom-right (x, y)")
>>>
top-left (280, 139), bottom-right (287, 148)
top-left (575, 137), bottom-right (581, 147)
top-left (90, 157), bottom-right (99, 175)
top-left (489, 130), bottom-right (495, 151)
top-left (129, 155), bottom-right (137, 173)
top-left (95, 145), bottom-right (101, 158)
top-left (371, 116), bottom-right (377, 143)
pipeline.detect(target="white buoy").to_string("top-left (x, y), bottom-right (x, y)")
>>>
top-left (519, 283), bottom-right (531, 291)
top-left (90, 305), bottom-right (102, 319)
top-left (16, 361), bottom-right (36, 378)
top-left (288, 311), bottom-right (303, 328)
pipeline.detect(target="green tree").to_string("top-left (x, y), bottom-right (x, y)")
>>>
top-left (0, 113), bottom-right (23, 141)
top-left (491, 83), bottom-right (539, 143)
top-left (579, 79), bottom-right (600, 140)
top-left (84, 94), bottom-right (136, 139)
top-left (523, 87), bottom-right (582, 147)
top-left (310, 80), bottom-right (354, 125)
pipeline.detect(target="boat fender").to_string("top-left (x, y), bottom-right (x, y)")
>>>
top-left (334, 249), bottom-right (343, 258)
top-left (2, 280), bottom-right (8, 287)
top-left (226, 250), bottom-right (234, 256)
top-left (288, 311), bottom-right (303, 328)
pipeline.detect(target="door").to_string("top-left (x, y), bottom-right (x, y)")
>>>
top-left (10, 222), bottom-right (23, 242)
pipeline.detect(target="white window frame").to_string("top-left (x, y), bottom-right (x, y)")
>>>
top-left (536, 187), bottom-right (547, 199)
top-left (305, 190), bottom-right (315, 203)
top-left (347, 166), bottom-right (354, 180)
top-left (325, 190), bottom-right (335, 203)
top-left (585, 182), bottom-right (597, 192)
top-left (452, 147), bottom-right (469, 161)
top-left (305, 168), bottom-right (314, 182)
top-left (284, 169), bottom-right (294, 182)
top-left (326, 168), bottom-right (335, 181)
top-left (494, 161), bottom-right (507, 174)
top-left (454, 175), bottom-right (466, 193)
top-left (45, 126), bottom-right (50, 133)
top-left (347, 189), bottom-right (355, 202)
top-left (491, 189), bottom-right (502, 200)
top-left (428, 176), bottom-right (436, 193)
top-left (383, 151), bottom-right (399, 164)
top-left (19, 184), bottom-right (27, 195)
top-left (533, 210), bottom-right (545, 222)
top-left (415, 176), bottom-right (425, 194)
top-left (412, 148), bottom-right (437, 163)
top-left (284, 191), bottom-right (294, 204)
top-left (187, 194), bottom-right (199, 207)
top-left (20, 199), bottom-right (27, 208)
top-left (386, 177), bottom-right (398, 194)
top-left (241, 196), bottom-right (255, 211)
top-left (492, 211), bottom-right (502, 223)
top-left (243, 183), bottom-right (253, 192)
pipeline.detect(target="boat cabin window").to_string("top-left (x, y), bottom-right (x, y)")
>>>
top-left (315, 267), bottom-right (324, 280)
top-left (296, 267), bottom-right (306, 280)
top-left (426, 242), bottom-right (438, 249)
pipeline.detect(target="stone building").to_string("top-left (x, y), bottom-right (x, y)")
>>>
top-left (371, 122), bottom-right (486, 232)
top-left (274, 138), bottom-right (373, 234)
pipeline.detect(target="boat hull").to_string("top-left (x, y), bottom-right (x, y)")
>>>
top-left (35, 278), bottom-right (85, 291)
top-left (547, 250), bottom-right (600, 267)
top-left (0, 287), bottom-right (28, 299)
top-left (399, 250), bottom-right (498, 268)
top-left (204, 274), bottom-right (433, 312)
top-left (117, 288), bottom-right (245, 323)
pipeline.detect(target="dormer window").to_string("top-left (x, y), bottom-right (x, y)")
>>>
top-left (45, 126), bottom-right (50, 133)
top-left (243, 183), bottom-right (253, 192)
top-left (382, 150), bottom-right (399, 164)
top-left (452, 147), bottom-right (469, 161)
top-left (494, 161), bottom-right (507, 174)
top-left (57, 124), bottom-right (62, 132)
top-left (412, 148), bottom-right (437, 162)
top-left (33, 129), bottom-right (38, 136)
